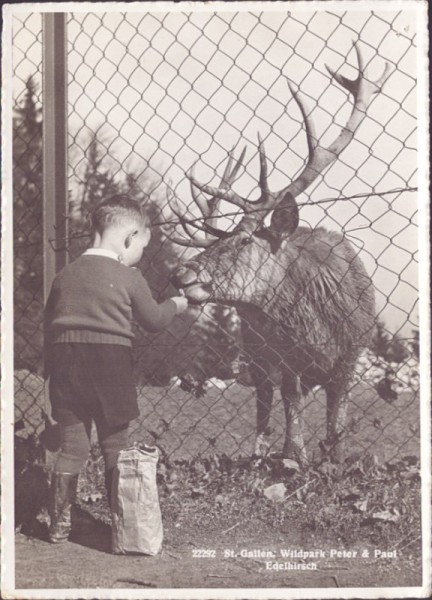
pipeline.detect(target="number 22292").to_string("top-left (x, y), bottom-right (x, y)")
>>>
top-left (192, 549), bottom-right (216, 558)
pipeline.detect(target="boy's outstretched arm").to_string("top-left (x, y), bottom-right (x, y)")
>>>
top-left (131, 271), bottom-right (188, 333)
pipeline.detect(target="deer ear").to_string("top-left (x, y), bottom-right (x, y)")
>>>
top-left (255, 228), bottom-right (282, 254)
top-left (269, 191), bottom-right (299, 237)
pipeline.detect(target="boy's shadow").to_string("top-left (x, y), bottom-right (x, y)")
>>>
top-left (69, 505), bottom-right (112, 553)
top-left (19, 505), bottom-right (113, 554)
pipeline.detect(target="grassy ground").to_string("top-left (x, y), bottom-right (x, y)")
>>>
top-left (130, 381), bottom-right (420, 463)
top-left (14, 370), bottom-right (420, 463)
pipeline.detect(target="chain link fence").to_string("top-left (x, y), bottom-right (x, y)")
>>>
top-left (13, 13), bottom-right (45, 438)
top-left (13, 9), bottom-right (420, 463)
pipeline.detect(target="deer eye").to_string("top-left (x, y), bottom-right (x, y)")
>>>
top-left (240, 236), bottom-right (253, 246)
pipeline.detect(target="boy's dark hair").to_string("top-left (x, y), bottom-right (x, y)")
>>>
top-left (90, 195), bottom-right (150, 235)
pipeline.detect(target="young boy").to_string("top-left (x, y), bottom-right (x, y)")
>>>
top-left (44, 194), bottom-right (188, 544)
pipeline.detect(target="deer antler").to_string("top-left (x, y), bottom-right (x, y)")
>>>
top-left (161, 187), bottom-right (218, 248)
top-left (187, 138), bottom-right (269, 214)
top-left (164, 146), bottom-right (247, 247)
top-left (189, 146), bottom-right (247, 226)
top-left (280, 43), bottom-right (391, 199)
top-left (161, 188), bottom-right (216, 248)
top-left (170, 201), bottom-right (231, 239)
top-left (161, 227), bottom-right (215, 248)
top-left (186, 43), bottom-right (391, 222)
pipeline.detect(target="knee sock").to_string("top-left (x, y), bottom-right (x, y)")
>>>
top-left (99, 425), bottom-right (129, 505)
top-left (99, 425), bottom-right (129, 472)
top-left (54, 422), bottom-right (91, 474)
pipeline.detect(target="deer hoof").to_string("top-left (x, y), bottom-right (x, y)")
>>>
top-left (319, 438), bottom-right (344, 463)
top-left (254, 433), bottom-right (270, 457)
top-left (282, 440), bottom-right (308, 465)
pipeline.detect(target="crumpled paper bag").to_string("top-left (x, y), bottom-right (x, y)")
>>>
top-left (111, 445), bottom-right (163, 555)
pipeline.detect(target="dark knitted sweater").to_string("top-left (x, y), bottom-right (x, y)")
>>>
top-left (44, 254), bottom-right (177, 347)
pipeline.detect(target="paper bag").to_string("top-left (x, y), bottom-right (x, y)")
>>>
top-left (111, 444), bottom-right (163, 555)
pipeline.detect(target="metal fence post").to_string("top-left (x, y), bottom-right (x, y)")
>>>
top-left (42, 13), bottom-right (68, 300)
top-left (42, 13), bottom-right (68, 445)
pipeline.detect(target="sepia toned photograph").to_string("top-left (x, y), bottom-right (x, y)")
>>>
top-left (1, 1), bottom-right (430, 599)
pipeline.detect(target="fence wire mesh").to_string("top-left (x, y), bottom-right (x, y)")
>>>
top-left (13, 9), bottom-right (420, 464)
top-left (13, 13), bottom-right (45, 437)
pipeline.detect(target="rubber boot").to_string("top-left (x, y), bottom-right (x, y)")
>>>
top-left (105, 468), bottom-right (114, 508)
top-left (48, 472), bottom-right (79, 543)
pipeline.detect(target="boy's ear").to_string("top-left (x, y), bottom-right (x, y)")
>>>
top-left (125, 230), bottom-right (138, 248)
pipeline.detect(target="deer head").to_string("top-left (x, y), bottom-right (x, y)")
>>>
top-left (166, 43), bottom-right (390, 306)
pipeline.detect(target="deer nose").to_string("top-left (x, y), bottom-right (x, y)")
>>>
top-left (171, 264), bottom-right (199, 288)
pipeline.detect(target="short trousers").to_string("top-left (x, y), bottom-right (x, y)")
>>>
top-left (48, 342), bottom-right (139, 427)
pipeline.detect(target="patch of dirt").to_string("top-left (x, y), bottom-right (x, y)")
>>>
top-left (15, 518), bottom-right (422, 590)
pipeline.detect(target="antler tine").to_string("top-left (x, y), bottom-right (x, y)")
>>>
top-left (209, 145), bottom-right (247, 226)
top-left (326, 43), bottom-right (391, 98)
top-left (375, 61), bottom-right (392, 89)
top-left (170, 200), bottom-right (202, 239)
top-left (189, 166), bottom-right (212, 217)
top-left (161, 223), bottom-right (215, 248)
top-left (278, 42), bottom-right (391, 200)
top-left (185, 143), bottom-right (249, 214)
top-left (326, 44), bottom-right (392, 142)
top-left (195, 218), bottom-right (231, 239)
top-left (188, 146), bottom-right (246, 220)
top-left (325, 43), bottom-right (364, 97)
top-left (186, 173), bottom-right (253, 212)
top-left (222, 145), bottom-right (247, 188)
top-left (171, 191), bottom-right (230, 240)
top-left (257, 133), bottom-right (271, 199)
top-left (184, 145), bottom-right (249, 237)
top-left (162, 203), bottom-right (219, 247)
top-left (220, 148), bottom-right (235, 189)
top-left (287, 81), bottom-right (319, 159)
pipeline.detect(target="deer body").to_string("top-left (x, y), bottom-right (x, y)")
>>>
top-left (167, 44), bottom-right (390, 461)
top-left (174, 225), bottom-right (375, 460)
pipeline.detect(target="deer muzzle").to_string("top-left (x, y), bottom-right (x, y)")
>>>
top-left (171, 262), bottom-right (213, 303)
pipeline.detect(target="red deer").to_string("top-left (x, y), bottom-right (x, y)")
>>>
top-left (168, 44), bottom-right (390, 462)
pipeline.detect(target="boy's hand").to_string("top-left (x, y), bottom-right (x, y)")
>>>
top-left (171, 291), bottom-right (188, 314)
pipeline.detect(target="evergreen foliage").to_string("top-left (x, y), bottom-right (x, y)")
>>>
top-left (13, 77), bottom-right (44, 374)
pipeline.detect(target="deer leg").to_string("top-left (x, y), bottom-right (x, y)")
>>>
top-left (281, 373), bottom-right (308, 464)
top-left (324, 385), bottom-right (350, 462)
top-left (249, 358), bottom-right (273, 456)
